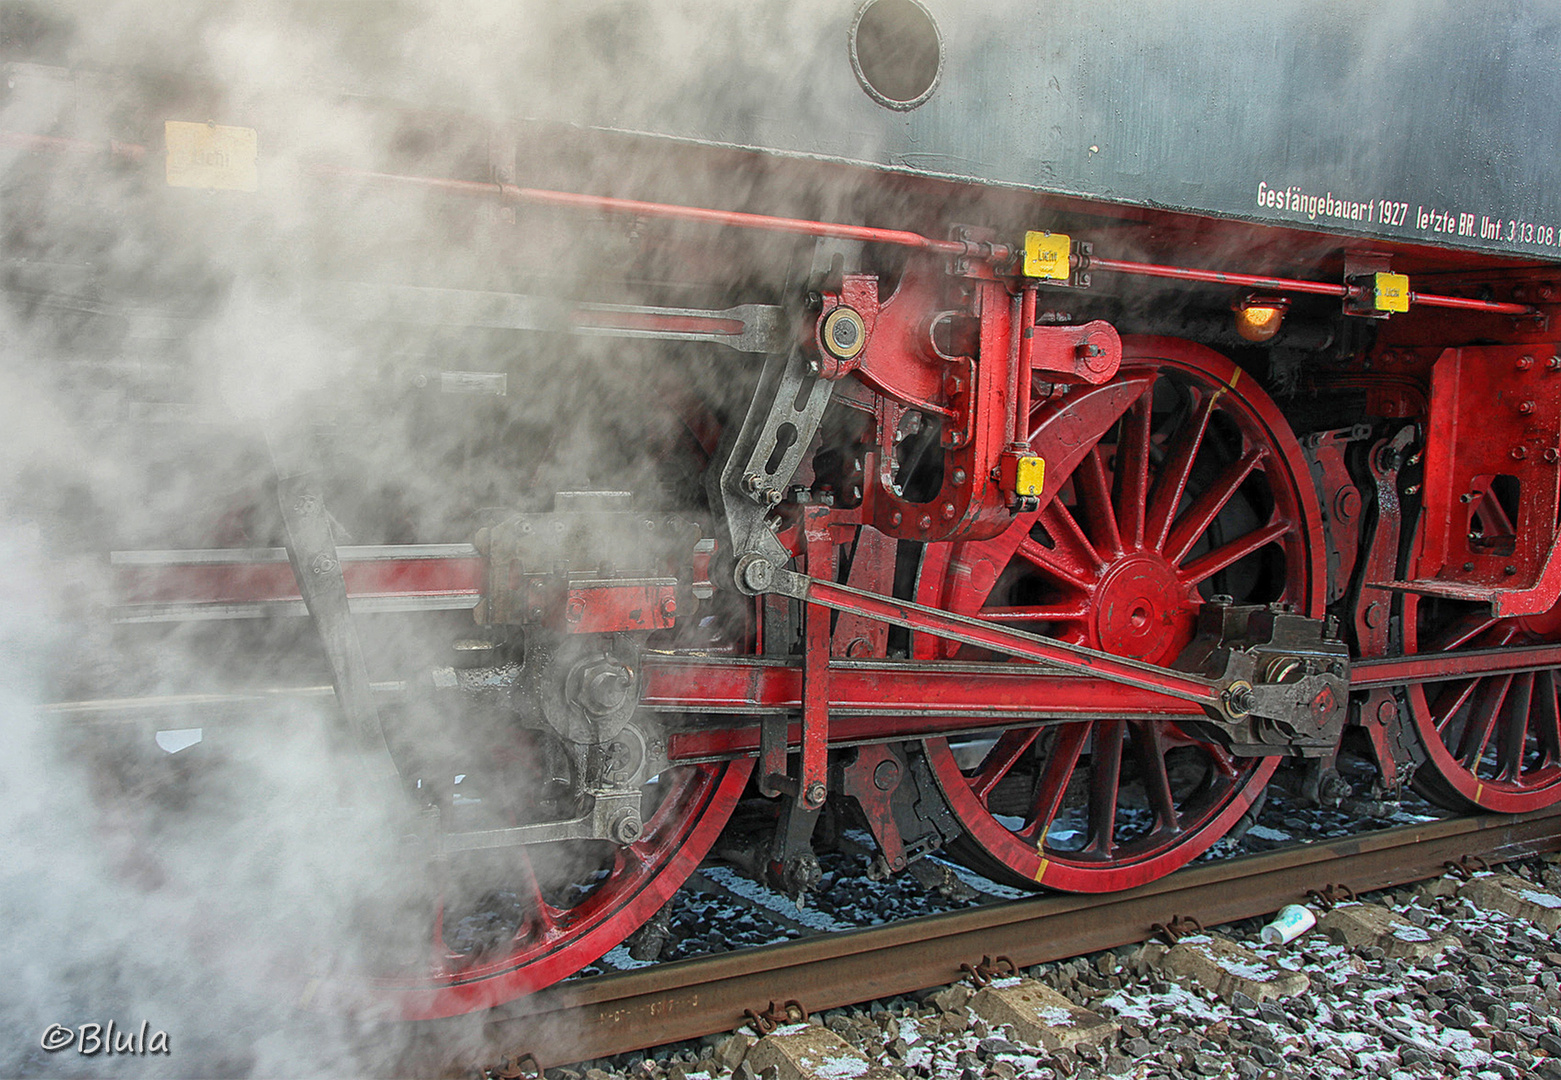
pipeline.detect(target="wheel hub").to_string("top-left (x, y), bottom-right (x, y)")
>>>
top-left (1091, 554), bottom-right (1195, 663)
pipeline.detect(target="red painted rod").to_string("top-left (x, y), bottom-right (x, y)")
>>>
top-left (1352, 641), bottom-right (1561, 688)
top-left (1090, 256), bottom-right (1534, 316)
top-left (800, 576), bottom-right (1226, 710)
top-left (314, 165), bottom-right (1009, 261)
top-left (1408, 291), bottom-right (1533, 315)
top-left (0, 130), bottom-right (148, 161)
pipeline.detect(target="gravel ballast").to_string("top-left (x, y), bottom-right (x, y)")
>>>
top-left (532, 855), bottom-right (1561, 1080)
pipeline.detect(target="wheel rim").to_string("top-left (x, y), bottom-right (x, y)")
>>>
top-left (373, 756), bottom-right (751, 1019)
top-left (919, 337), bottom-right (1321, 891)
top-left (1403, 593), bottom-right (1561, 813)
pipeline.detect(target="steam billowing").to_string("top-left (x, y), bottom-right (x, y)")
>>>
top-left (0, 2), bottom-right (845, 1075)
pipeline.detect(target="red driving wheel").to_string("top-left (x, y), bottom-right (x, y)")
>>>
top-left (918, 338), bottom-right (1323, 891)
top-left (377, 757), bottom-right (752, 1019)
top-left (1402, 594), bottom-right (1561, 813)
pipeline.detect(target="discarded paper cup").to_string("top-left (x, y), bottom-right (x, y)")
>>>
top-left (1260, 903), bottom-right (1317, 945)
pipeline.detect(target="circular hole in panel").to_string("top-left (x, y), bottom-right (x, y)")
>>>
top-left (849, 0), bottom-right (942, 111)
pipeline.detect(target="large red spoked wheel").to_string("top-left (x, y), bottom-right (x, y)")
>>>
top-left (370, 383), bottom-right (751, 1020)
top-left (1402, 592), bottom-right (1561, 813)
top-left (918, 338), bottom-right (1324, 891)
top-left (375, 756), bottom-right (751, 1019)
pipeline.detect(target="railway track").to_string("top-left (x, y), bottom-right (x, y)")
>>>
top-left (419, 806), bottom-right (1561, 1075)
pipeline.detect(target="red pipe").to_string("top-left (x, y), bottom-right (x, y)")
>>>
top-left (313, 164), bottom-right (1011, 261)
top-left (0, 130), bottom-right (147, 161)
top-left (1090, 256), bottom-right (1534, 316)
top-left (1090, 256), bottom-right (1350, 298)
top-left (1408, 291), bottom-right (1533, 315)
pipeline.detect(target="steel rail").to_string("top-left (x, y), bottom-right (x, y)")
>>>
top-left (419, 806), bottom-right (1561, 1072)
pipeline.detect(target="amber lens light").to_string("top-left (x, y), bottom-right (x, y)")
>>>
top-left (1234, 298), bottom-right (1288, 343)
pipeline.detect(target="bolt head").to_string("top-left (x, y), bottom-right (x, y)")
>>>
top-left (612, 813), bottom-right (643, 845)
top-left (737, 554), bottom-right (774, 592)
top-left (872, 759), bottom-right (901, 791)
top-left (803, 781), bottom-right (827, 808)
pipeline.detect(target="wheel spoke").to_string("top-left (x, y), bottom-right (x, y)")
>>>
top-left (1178, 519), bottom-right (1291, 586)
top-left (1456, 673), bottom-right (1512, 770)
top-left (1496, 672), bottom-right (1535, 781)
top-left (1145, 392), bottom-right (1216, 554)
top-left (1202, 739), bottom-right (1240, 779)
top-left (1043, 499), bottom-right (1104, 573)
top-left (1474, 487), bottom-right (1518, 537)
top-left (1425, 610), bottom-right (1506, 652)
top-left (1085, 720), bottom-right (1125, 856)
top-left (514, 848), bottom-right (558, 937)
top-left (1016, 535), bottom-right (1095, 592)
top-left (1113, 391), bottom-right (1154, 549)
top-left (981, 602), bottom-right (1092, 621)
top-left (1074, 446), bottom-right (1123, 557)
top-left (1020, 723), bottom-right (1089, 844)
top-left (1430, 678), bottom-right (1480, 734)
top-left (1164, 448), bottom-right (1267, 564)
top-left (1128, 721), bottom-right (1181, 833)
top-left (969, 728), bottom-right (1042, 801)
top-left (1538, 670), bottom-right (1561, 766)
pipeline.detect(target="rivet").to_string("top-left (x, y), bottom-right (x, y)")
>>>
top-left (1517, 355), bottom-right (1535, 371)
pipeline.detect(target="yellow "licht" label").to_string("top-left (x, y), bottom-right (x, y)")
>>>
top-left (1023, 231), bottom-right (1071, 280)
top-left (1374, 272), bottom-right (1410, 313)
top-left (165, 121), bottom-right (258, 191)
top-left (1015, 455), bottom-right (1046, 496)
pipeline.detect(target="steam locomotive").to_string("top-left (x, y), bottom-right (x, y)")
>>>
top-left (8, 0), bottom-right (1561, 1020)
